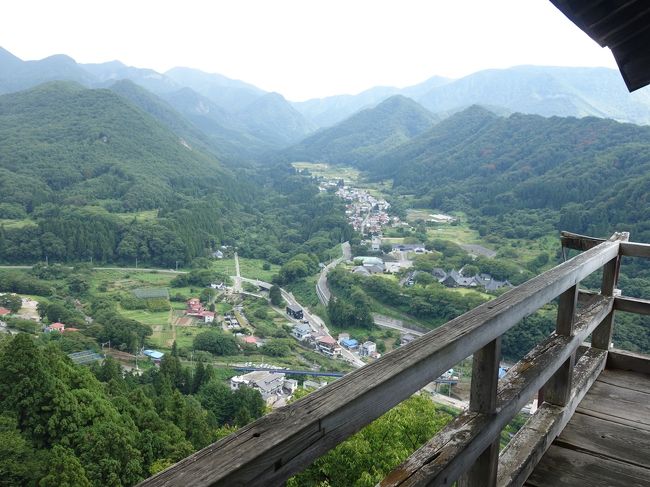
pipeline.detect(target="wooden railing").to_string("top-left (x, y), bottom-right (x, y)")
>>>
top-left (140, 231), bottom-right (650, 487)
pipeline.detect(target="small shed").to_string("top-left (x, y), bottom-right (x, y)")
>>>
top-left (286, 304), bottom-right (303, 320)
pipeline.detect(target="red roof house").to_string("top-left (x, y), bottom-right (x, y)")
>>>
top-left (47, 322), bottom-right (65, 332)
top-left (0, 307), bottom-right (11, 316)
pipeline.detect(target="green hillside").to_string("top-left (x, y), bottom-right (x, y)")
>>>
top-left (370, 106), bottom-right (650, 243)
top-left (283, 95), bottom-right (437, 165)
top-left (0, 82), bottom-right (352, 267)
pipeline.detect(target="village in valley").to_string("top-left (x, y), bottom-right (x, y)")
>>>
top-left (0, 166), bottom-right (527, 414)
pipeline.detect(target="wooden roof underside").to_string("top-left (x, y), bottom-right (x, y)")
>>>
top-left (550, 0), bottom-right (650, 91)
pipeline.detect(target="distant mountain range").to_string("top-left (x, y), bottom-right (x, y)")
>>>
top-left (3, 46), bottom-right (650, 164)
top-left (291, 66), bottom-right (650, 128)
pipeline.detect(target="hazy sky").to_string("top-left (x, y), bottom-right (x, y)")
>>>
top-left (1, 0), bottom-right (617, 101)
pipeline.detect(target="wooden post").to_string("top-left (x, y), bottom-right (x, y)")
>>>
top-left (592, 232), bottom-right (628, 350)
top-left (543, 284), bottom-right (578, 406)
top-left (458, 338), bottom-right (501, 487)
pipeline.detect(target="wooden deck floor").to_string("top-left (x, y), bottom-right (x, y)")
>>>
top-left (525, 368), bottom-right (650, 486)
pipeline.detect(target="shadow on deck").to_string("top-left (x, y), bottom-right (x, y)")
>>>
top-left (525, 353), bottom-right (650, 487)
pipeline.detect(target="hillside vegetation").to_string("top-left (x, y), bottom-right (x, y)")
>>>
top-left (0, 82), bottom-right (352, 267)
top-left (368, 106), bottom-right (650, 243)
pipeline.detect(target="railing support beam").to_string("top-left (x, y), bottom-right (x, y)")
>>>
top-left (459, 338), bottom-right (502, 487)
top-left (544, 285), bottom-right (578, 406)
top-left (593, 232), bottom-right (628, 350)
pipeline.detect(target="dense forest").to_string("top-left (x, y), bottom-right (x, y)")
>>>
top-left (0, 334), bottom-right (264, 486)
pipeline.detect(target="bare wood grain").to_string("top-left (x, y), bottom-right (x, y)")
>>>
top-left (379, 299), bottom-right (612, 487)
top-left (497, 348), bottom-right (607, 487)
top-left (607, 348), bottom-right (650, 374)
top-left (555, 411), bottom-right (650, 469)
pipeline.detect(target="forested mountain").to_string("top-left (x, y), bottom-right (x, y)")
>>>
top-left (109, 81), bottom-right (271, 162)
top-left (0, 81), bottom-right (353, 267)
top-left (282, 95), bottom-right (437, 165)
top-left (369, 106), bottom-right (650, 242)
top-left (238, 92), bottom-right (317, 146)
top-left (0, 49), bottom-right (315, 152)
top-left (108, 80), bottom-right (242, 163)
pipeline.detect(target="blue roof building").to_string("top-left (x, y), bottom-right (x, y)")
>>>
top-left (341, 339), bottom-right (359, 349)
top-left (143, 349), bottom-right (164, 360)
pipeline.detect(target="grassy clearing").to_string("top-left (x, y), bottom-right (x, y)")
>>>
top-left (427, 222), bottom-right (481, 246)
top-left (291, 162), bottom-right (361, 184)
top-left (237, 258), bottom-right (279, 282)
top-left (119, 308), bottom-right (170, 326)
top-left (210, 259), bottom-right (236, 277)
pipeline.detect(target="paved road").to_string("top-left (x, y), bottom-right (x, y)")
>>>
top-left (232, 253), bottom-right (243, 292)
top-left (239, 275), bottom-right (364, 368)
top-left (316, 241), bottom-right (351, 306)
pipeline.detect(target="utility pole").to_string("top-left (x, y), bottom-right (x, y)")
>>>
top-left (45, 255), bottom-right (48, 266)
top-left (175, 260), bottom-right (179, 271)
top-left (135, 257), bottom-right (138, 269)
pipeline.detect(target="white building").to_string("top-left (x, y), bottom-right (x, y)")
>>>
top-left (230, 370), bottom-right (286, 401)
top-left (292, 323), bottom-right (312, 341)
top-left (360, 341), bottom-right (377, 357)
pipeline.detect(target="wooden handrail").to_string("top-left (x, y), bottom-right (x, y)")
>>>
top-left (381, 295), bottom-right (613, 486)
top-left (139, 236), bottom-right (630, 487)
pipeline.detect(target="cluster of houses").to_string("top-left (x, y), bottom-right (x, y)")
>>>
top-left (185, 298), bottom-right (216, 323)
top-left (291, 322), bottom-right (341, 357)
top-left (403, 268), bottom-right (512, 292)
top-left (230, 370), bottom-right (298, 407)
top-left (353, 256), bottom-right (385, 276)
top-left (223, 314), bottom-right (241, 330)
top-left (433, 268), bottom-right (513, 292)
top-left (337, 333), bottom-right (380, 359)
top-left (334, 185), bottom-right (391, 235)
top-left (291, 323), bottom-right (380, 361)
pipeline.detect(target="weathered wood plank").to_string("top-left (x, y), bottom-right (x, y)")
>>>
top-left (543, 286), bottom-right (578, 406)
top-left (620, 241), bottom-right (650, 258)
top-left (614, 295), bottom-right (650, 315)
top-left (139, 240), bottom-right (619, 487)
top-left (459, 339), bottom-right (502, 487)
top-left (607, 348), bottom-right (650, 374)
top-left (592, 233), bottom-right (627, 350)
top-left (556, 411), bottom-right (650, 469)
top-left (497, 348), bottom-right (607, 487)
top-left (596, 368), bottom-right (650, 394)
top-left (576, 379), bottom-right (650, 429)
top-left (379, 298), bottom-right (612, 487)
top-left (525, 444), bottom-right (650, 487)
top-left (560, 231), bottom-right (605, 251)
